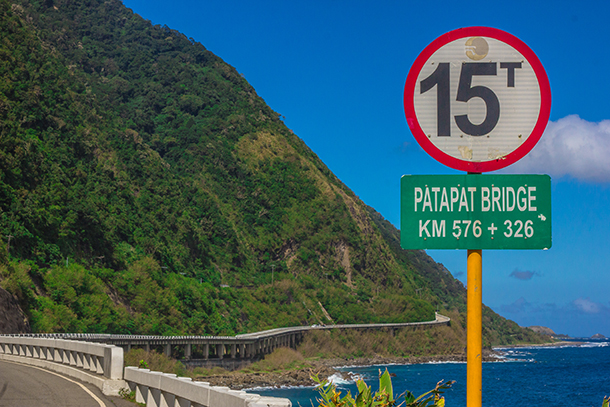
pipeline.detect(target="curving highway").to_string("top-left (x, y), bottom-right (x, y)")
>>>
top-left (7, 313), bottom-right (451, 361)
top-left (0, 360), bottom-right (131, 407)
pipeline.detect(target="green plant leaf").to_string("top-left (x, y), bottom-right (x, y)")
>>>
top-left (356, 379), bottom-right (371, 407)
top-left (378, 369), bottom-right (394, 403)
top-left (405, 390), bottom-right (415, 405)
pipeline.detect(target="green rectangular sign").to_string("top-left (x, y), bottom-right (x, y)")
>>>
top-left (401, 174), bottom-right (552, 250)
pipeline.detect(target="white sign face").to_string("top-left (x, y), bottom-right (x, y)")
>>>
top-left (404, 27), bottom-right (551, 172)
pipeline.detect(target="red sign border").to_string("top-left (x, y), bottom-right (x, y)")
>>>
top-left (403, 27), bottom-right (551, 173)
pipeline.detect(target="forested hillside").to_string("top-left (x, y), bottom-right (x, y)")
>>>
top-left (0, 0), bottom-right (543, 347)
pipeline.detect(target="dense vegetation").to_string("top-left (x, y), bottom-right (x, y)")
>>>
top-left (0, 0), bottom-right (544, 347)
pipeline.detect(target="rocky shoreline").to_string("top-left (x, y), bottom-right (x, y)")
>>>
top-left (493, 340), bottom-right (583, 349)
top-left (197, 351), bottom-right (502, 390)
top-left (197, 364), bottom-right (336, 390)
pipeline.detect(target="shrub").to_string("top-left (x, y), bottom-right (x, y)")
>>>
top-left (246, 347), bottom-right (305, 372)
top-left (312, 369), bottom-right (453, 407)
top-left (124, 349), bottom-right (187, 377)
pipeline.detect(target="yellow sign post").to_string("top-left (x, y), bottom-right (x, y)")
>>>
top-left (467, 249), bottom-right (482, 407)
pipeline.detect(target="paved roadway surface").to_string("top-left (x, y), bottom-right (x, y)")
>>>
top-left (0, 360), bottom-right (133, 407)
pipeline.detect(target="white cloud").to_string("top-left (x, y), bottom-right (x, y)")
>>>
top-left (572, 297), bottom-right (602, 314)
top-left (505, 115), bottom-right (610, 182)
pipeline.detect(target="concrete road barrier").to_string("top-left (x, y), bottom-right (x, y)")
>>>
top-left (0, 336), bottom-right (292, 405)
top-left (124, 366), bottom-right (291, 407)
top-left (0, 336), bottom-right (125, 395)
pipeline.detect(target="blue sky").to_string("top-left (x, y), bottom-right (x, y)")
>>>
top-left (121, 0), bottom-right (610, 337)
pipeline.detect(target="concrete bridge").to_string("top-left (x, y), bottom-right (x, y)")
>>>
top-left (0, 314), bottom-right (450, 406)
top-left (12, 313), bottom-right (450, 364)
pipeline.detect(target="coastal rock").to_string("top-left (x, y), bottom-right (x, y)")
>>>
top-left (590, 333), bottom-right (606, 339)
top-left (197, 365), bottom-right (338, 390)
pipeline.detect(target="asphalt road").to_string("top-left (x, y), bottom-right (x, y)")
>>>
top-left (0, 360), bottom-right (133, 407)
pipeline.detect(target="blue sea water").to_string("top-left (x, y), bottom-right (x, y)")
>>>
top-left (254, 339), bottom-right (610, 407)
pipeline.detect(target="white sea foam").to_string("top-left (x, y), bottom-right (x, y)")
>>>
top-left (326, 373), bottom-right (352, 386)
top-left (581, 341), bottom-right (609, 348)
top-left (333, 364), bottom-right (375, 369)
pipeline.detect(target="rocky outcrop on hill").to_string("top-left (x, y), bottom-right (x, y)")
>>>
top-left (527, 326), bottom-right (555, 336)
top-left (0, 287), bottom-right (30, 334)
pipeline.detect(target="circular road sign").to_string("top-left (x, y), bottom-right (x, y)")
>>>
top-left (404, 27), bottom-right (551, 172)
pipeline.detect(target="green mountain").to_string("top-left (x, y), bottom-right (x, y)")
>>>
top-left (0, 0), bottom-right (543, 348)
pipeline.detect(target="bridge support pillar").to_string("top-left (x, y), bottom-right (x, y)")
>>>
top-left (217, 344), bottom-right (223, 360)
top-left (165, 344), bottom-right (171, 357)
top-left (185, 344), bottom-right (191, 359)
top-left (204, 343), bottom-right (209, 360)
top-left (145, 343), bottom-right (150, 352)
top-left (239, 343), bottom-right (245, 358)
top-left (231, 344), bottom-right (236, 359)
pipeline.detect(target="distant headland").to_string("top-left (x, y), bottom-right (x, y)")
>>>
top-left (528, 325), bottom-right (606, 340)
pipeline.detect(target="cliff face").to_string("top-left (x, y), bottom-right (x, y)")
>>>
top-left (0, 287), bottom-right (30, 334)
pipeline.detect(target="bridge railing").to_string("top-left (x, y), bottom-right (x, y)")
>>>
top-left (0, 314), bottom-right (450, 401)
top-left (124, 366), bottom-right (291, 407)
top-left (0, 336), bottom-right (123, 379)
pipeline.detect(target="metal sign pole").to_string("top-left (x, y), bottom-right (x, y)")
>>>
top-left (467, 249), bottom-right (482, 407)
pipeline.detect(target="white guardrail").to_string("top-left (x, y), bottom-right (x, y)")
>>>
top-left (124, 367), bottom-right (291, 407)
top-left (0, 336), bottom-right (292, 406)
top-left (0, 336), bottom-right (125, 394)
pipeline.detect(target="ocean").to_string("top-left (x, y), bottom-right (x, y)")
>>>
top-left (254, 339), bottom-right (610, 407)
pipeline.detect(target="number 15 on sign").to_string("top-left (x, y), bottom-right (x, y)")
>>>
top-left (404, 27), bottom-right (551, 173)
